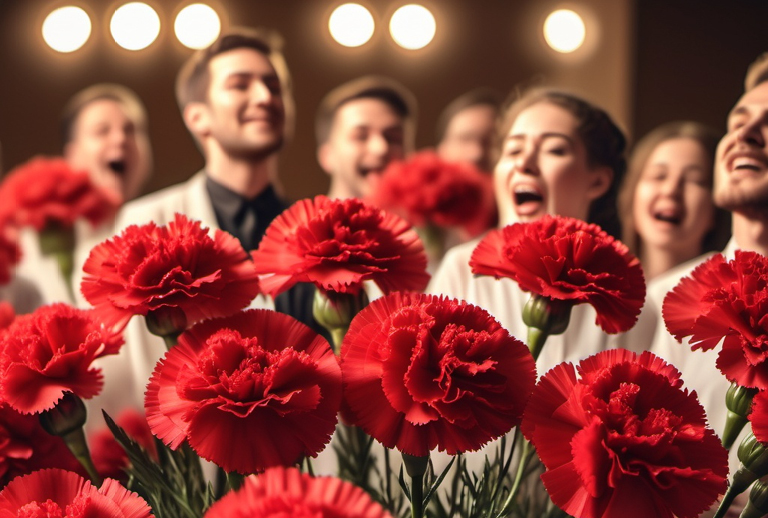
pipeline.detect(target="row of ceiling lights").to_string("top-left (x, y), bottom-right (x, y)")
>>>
top-left (42, 2), bottom-right (587, 55)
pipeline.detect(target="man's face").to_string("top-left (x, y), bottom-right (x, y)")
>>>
top-left (319, 98), bottom-right (406, 199)
top-left (196, 47), bottom-right (285, 159)
top-left (437, 104), bottom-right (497, 172)
top-left (714, 81), bottom-right (768, 212)
top-left (64, 98), bottom-right (151, 202)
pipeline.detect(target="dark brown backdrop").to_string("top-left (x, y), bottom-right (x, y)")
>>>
top-left (1, 0), bottom-right (766, 202)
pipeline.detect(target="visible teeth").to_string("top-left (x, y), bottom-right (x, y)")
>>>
top-left (734, 157), bottom-right (763, 171)
top-left (514, 186), bottom-right (542, 205)
top-left (514, 186), bottom-right (539, 195)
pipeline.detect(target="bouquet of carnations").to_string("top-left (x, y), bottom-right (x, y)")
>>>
top-left (0, 198), bottom-right (760, 518)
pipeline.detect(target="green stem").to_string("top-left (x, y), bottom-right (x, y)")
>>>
top-left (226, 471), bottom-right (245, 492)
top-left (497, 429), bottom-right (536, 517)
top-left (56, 250), bottom-right (76, 304)
top-left (62, 427), bottom-right (102, 486)
top-left (330, 327), bottom-right (347, 354)
top-left (714, 469), bottom-right (756, 518)
top-left (723, 411), bottom-right (750, 450)
top-left (410, 471), bottom-right (425, 518)
top-left (162, 334), bottom-right (178, 351)
top-left (527, 327), bottom-right (549, 362)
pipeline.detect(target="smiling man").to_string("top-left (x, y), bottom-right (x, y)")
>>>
top-left (645, 53), bottom-right (768, 508)
top-left (315, 76), bottom-right (416, 200)
top-left (97, 27), bottom-right (314, 425)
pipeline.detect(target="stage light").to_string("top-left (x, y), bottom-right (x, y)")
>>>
top-left (42, 6), bottom-right (91, 53)
top-left (543, 9), bottom-right (585, 53)
top-left (389, 4), bottom-right (435, 50)
top-left (110, 2), bottom-right (161, 51)
top-left (329, 3), bottom-right (375, 47)
top-left (175, 3), bottom-right (220, 49)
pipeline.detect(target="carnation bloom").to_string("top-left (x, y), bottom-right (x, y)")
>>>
top-left (0, 302), bottom-right (14, 331)
top-left (470, 215), bottom-right (645, 334)
top-left (145, 309), bottom-right (341, 474)
top-left (340, 292), bottom-right (536, 456)
top-left (81, 213), bottom-right (261, 330)
top-left (0, 156), bottom-right (119, 231)
top-left (663, 250), bottom-right (768, 389)
top-left (0, 224), bottom-right (20, 287)
top-left (521, 349), bottom-right (728, 518)
top-left (203, 466), bottom-right (391, 518)
top-left (0, 303), bottom-right (123, 414)
top-left (89, 409), bottom-right (157, 482)
top-left (0, 404), bottom-right (84, 488)
top-left (748, 391), bottom-right (768, 447)
top-left (251, 196), bottom-right (430, 297)
top-left (0, 468), bottom-right (153, 517)
top-left (372, 150), bottom-right (495, 236)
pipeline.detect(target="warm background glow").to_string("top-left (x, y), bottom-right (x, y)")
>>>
top-left (328, 3), bottom-right (375, 47)
top-left (110, 2), bottom-right (161, 51)
top-left (175, 3), bottom-right (221, 49)
top-left (42, 6), bottom-right (91, 53)
top-left (543, 9), bottom-right (586, 53)
top-left (389, 4), bottom-right (435, 50)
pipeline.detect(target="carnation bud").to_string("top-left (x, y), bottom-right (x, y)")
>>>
top-left (313, 289), bottom-right (369, 352)
top-left (522, 295), bottom-right (572, 335)
top-left (402, 452), bottom-right (430, 478)
top-left (728, 432), bottom-right (768, 497)
top-left (741, 480), bottom-right (768, 518)
top-left (146, 306), bottom-right (188, 348)
top-left (522, 294), bottom-right (572, 360)
top-left (39, 392), bottom-right (87, 437)
top-left (38, 222), bottom-right (75, 256)
top-left (722, 383), bottom-right (758, 450)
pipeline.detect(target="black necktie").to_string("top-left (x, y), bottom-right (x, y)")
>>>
top-left (235, 202), bottom-right (257, 251)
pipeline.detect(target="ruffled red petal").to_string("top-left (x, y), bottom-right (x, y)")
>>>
top-left (341, 292), bottom-right (535, 456)
top-left (521, 350), bottom-right (728, 518)
top-left (252, 196), bottom-right (429, 298)
top-left (470, 216), bottom-right (645, 334)
top-left (203, 466), bottom-right (392, 518)
top-left (82, 213), bottom-right (261, 330)
top-left (145, 309), bottom-right (340, 474)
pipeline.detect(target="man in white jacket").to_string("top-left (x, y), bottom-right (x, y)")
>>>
top-left (91, 27), bottom-right (302, 422)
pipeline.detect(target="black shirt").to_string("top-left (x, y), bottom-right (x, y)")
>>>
top-left (205, 176), bottom-right (329, 341)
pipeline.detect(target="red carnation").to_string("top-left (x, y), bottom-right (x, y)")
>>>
top-left (0, 404), bottom-right (84, 488)
top-left (204, 466), bottom-right (392, 518)
top-left (0, 468), bottom-right (153, 517)
top-left (663, 251), bottom-right (768, 389)
top-left (145, 309), bottom-right (341, 474)
top-left (0, 156), bottom-right (119, 231)
top-left (82, 213), bottom-right (261, 331)
top-left (470, 215), bottom-right (645, 334)
top-left (251, 196), bottom-right (430, 297)
top-left (521, 349), bottom-right (728, 518)
top-left (340, 292), bottom-right (536, 456)
top-left (372, 150), bottom-right (495, 236)
top-left (0, 303), bottom-right (123, 414)
top-left (0, 302), bottom-right (14, 331)
top-left (0, 224), bottom-right (20, 287)
top-left (89, 409), bottom-right (158, 482)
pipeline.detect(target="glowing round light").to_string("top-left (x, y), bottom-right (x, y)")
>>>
top-left (110, 2), bottom-right (161, 51)
top-left (389, 4), bottom-right (435, 50)
top-left (175, 3), bottom-right (221, 49)
top-left (42, 6), bottom-right (92, 53)
top-left (328, 3), bottom-right (375, 47)
top-left (543, 9), bottom-right (586, 53)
